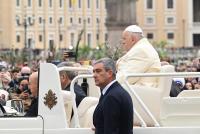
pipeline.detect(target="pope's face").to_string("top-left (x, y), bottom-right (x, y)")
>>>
top-left (121, 31), bottom-right (134, 52)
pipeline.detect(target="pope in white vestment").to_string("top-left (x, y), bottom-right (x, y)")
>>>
top-left (116, 25), bottom-right (161, 88)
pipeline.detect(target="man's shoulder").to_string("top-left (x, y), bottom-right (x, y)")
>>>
top-left (108, 82), bottom-right (130, 96)
top-left (74, 83), bottom-right (86, 96)
top-left (105, 83), bottom-right (132, 106)
top-left (74, 83), bottom-right (82, 89)
top-left (25, 98), bottom-right (38, 117)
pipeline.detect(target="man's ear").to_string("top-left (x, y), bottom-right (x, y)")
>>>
top-left (107, 69), bottom-right (113, 78)
top-left (61, 74), bottom-right (67, 81)
top-left (60, 74), bottom-right (65, 79)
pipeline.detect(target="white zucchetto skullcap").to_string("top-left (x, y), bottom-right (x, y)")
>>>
top-left (124, 25), bottom-right (144, 36)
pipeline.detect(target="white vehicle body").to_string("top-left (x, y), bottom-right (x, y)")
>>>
top-left (0, 63), bottom-right (200, 134)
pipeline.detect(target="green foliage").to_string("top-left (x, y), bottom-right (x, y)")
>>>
top-left (76, 43), bottom-right (123, 61)
top-left (152, 40), bottom-right (168, 60)
top-left (77, 45), bottom-right (92, 60)
top-left (153, 40), bottom-right (167, 48)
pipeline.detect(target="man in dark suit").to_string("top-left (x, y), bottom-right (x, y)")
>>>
top-left (57, 62), bottom-right (86, 106)
top-left (93, 58), bottom-right (133, 134)
top-left (25, 72), bottom-right (38, 117)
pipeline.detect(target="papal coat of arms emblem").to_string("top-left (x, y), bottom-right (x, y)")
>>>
top-left (43, 89), bottom-right (57, 110)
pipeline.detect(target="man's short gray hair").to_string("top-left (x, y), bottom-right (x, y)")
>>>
top-left (93, 58), bottom-right (116, 78)
top-left (57, 61), bottom-right (77, 80)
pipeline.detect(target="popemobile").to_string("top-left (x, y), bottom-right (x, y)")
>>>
top-left (0, 63), bottom-right (200, 134)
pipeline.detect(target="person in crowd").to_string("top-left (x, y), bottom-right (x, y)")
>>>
top-left (185, 82), bottom-right (194, 90)
top-left (191, 78), bottom-right (198, 86)
top-left (9, 77), bottom-right (32, 112)
top-left (170, 78), bottom-right (185, 97)
top-left (93, 58), bottom-right (133, 134)
top-left (9, 68), bottom-right (20, 90)
top-left (0, 94), bottom-right (6, 106)
top-left (57, 62), bottom-right (86, 107)
top-left (194, 83), bottom-right (200, 89)
top-left (20, 66), bottom-right (31, 77)
top-left (0, 71), bottom-right (13, 92)
top-left (116, 25), bottom-right (161, 88)
top-left (15, 77), bottom-right (30, 94)
top-left (0, 69), bottom-right (10, 105)
top-left (161, 61), bottom-right (182, 97)
top-left (192, 58), bottom-right (200, 72)
top-left (25, 72), bottom-right (38, 117)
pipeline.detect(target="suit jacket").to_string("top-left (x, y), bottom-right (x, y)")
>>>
top-left (116, 38), bottom-right (161, 88)
top-left (93, 81), bottom-right (133, 134)
top-left (64, 83), bottom-right (86, 106)
top-left (25, 97), bottom-right (38, 117)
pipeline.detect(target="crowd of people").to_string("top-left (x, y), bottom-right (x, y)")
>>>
top-left (169, 57), bottom-right (200, 97)
top-left (0, 62), bottom-right (38, 113)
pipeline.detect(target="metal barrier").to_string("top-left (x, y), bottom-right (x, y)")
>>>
top-left (124, 72), bottom-right (200, 127)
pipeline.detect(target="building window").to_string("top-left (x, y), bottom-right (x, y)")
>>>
top-left (78, 18), bottom-right (82, 24)
top-left (70, 17), bottom-right (73, 24)
top-left (49, 0), bottom-right (52, 7)
top-left (16, 35), bottom-right (20, 42)
top-left (167, 0), bottom-right (174, 9)
top-left (28, 17), bottom-right (32, 24)
top-left (96, 34), bottom-right (99, 40)
top-left (60, 34), bottom-right (63, 41)
top-left (39, 17), bottom-right (43, 24)
top-left (59, 0), bottom-right (63, 8)
top-left (78, 0), bottom-right (81, 8)
top-left (146, 0), bottom-right (153, 9)
top-left (147, 33), bottom-right (154, 39)
top-left (39, 35), bottom-right (42, 42)
top-left (193, 34), bottom-right (200, 46)
top-left (49, 17), bottom-right (53, 24)
top-left (145, 16), bottom-right (155, 25)
top-left (59, 17), bottom-right (63, 24)
top-left (16, 16), bottom-right (20, 25)
top-left (96, 0), bottom-right (99, 9)
top-left (28, 0), bottom-right (32, 7)
top-left (87, 17), bottom-right (91, 24)
top-left (96, 18), bottom-right (100, 23)
top-left (16, 0), bottom-right (20, 7)
top-left (105, 33), bottom-right (108, 42)
top-left (193, 0), bottom-right (200, 22)
top-left (87, 33), bottom-right (91, 46)
top-left (70, 33), bottom-right (74, 46)
top-left (38, 0), bottom-right (42, 7)
top-left (87, 0), bottom-right (91, 8)
top-left (166, 16), bottom-right (175, 24)
top-left (167, 33), bottom-right (174, 39)
top-left (167, 17), bottom-right (173, 23)
top-left (69, 0), bottom-right (72, 8)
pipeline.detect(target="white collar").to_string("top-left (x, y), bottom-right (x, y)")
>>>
top-left (102, 80), bottom-right (117, 95)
